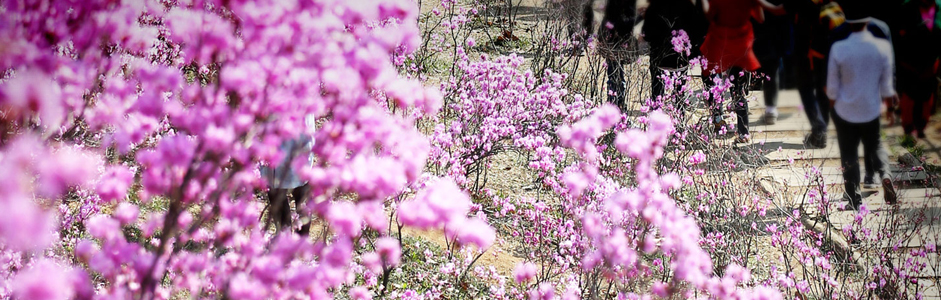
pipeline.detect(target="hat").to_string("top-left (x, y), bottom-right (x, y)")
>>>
top-left (845, 16), bottom-right (872, 24)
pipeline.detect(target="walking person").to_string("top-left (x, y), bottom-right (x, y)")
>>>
top-left (827, 2), bottom-right (895, 190)
top-left (598, 0), bottom-right (640, 112)
top-left (892, 0), bottom-right (941, 141)
top-left (759, 0), bottom-right (844, 148)
top-left (699, 0), bottom-right (764, 143)
top-left (642, 0), bottom-right (709, 109)
top-left (827, 16), bottom-right (898, 209)
top-left (752, 0), bottom-right (791, 125)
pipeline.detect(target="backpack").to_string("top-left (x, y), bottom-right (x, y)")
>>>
top-left (808, 0), bottom-right (845, 63)
top-left (816, 0), bottom-right (845, 31)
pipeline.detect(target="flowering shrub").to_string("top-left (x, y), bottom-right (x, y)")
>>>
top-left (4, 0), bottom-right (933, 299)
top-left (430, 52), bottom-right (592, 192)
top-left (0, 0), bottom-right (494, 299)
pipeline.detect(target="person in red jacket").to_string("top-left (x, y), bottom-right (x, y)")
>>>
top-left (700, 0), bottom-right (764, 143)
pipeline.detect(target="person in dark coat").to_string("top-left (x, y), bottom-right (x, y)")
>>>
top-left (892, 0), bottom-right (941, 140)
top-left (598, 0), bottom-right (640, 111)
top-left (642, 0), bottom-right (709, 110)
top-left (752, 0), bottom-right (792, 125)
top-left (759, 0), bottom-right (841, 148)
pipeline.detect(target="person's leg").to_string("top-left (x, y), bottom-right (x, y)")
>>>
top-left (292, 184), bottom-right (312, 235)
top-left (701, 72), bottom-right (724, 124)
top-left (863, 148), bottom-right (876, 187)
top-left (916, 94), bottom-right (935, 138)
top-left (833, 112), bottom-right (863, 207)
top-left (606, 58), bottom-right (626, 110)
top-left (650, 62), bottom-right (666, 108)
top-left (900, 92), bottom-right (916, 136)
top-left (581, 0), bottom-right (593, 38)
top-left (730, 67), bottom-right (751, 138)
top-left (267, 188), bottom-right (289, 230)
top-left (813, 58), bottom-right (831, 127)
top-left (672, 65), bottom-right (691, 119)
top-left (797, 59), bottom-right (826, 140)
top-left (760, 58), bottom-right (781, 112)
top-left (562, 0), bottom-right (579, 39)
top-left (860, 116), bottom-right (896, 203)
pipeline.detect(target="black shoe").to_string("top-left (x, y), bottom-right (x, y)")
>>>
top-left (862, 176), bottom-right (879, 189)
top-left (839, 192), bottom-right (862, 211)
top-left (804, 133), bottom-right (826, 149)
top-left (842, 200), bottom-right (862, 212)
top-left (882, 176), bottom-right (898, 205)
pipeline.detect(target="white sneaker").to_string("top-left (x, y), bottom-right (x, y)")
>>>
top-left (761, 112), bottom-right (777, 125)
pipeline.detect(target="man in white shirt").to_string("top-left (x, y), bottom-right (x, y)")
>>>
top-left (826, 16), bottom-right (898, 210)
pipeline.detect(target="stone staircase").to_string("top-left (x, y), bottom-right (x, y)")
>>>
top-left (744, 89), bottom-right (941, 298)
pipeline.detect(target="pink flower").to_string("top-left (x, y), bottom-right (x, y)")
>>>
top-left (375, 237), bottom-right (401, 266)
top-left (361, 252), bottom-right (382, 273)
top-left (13, 260), bottom-right (76, 300)
top-left (0, 194), bottom-right (55, 250)
top-left (37, 145), bottom-right (101, 198)
top-left (358, 201), bottom-right (389, 233)
top-left (671, 30), bottom-right (692, 56)
top-left (398, 178), bottom-right (471, 229)
top-left (514, 262), bottom-right (537, 283)
top-left (651, 281), bottom-right (669, 297)
top-left (97, 165), bottom-right (135, 203)
top-left (349, 286), bottom-right (372, 300)
top-left (446, 217), bottom-right (496, 249)
top-left (688, 150), bottom-right (706, 165)
top-left (227, 273), bottom-right (267, 300)
top-left (86, 215), bottom-right (123, 243)
top-left (529, 283), bottom-right (555, 300)
top-left (0, 70), bottom-right (65, 130)
top-left (327, 202), bottom-right (363, 236)
top-left (423, 179), bottom-right (471, 220)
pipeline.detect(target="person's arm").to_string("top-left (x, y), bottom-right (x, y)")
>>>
top-left (755, 0), bottom-right (786, 16)
top-left (880, 42), bottom-right (899, 110)
top-left (825, 46), bottom-right (841, 107)
top-left (701, 0), bottom-right (709, 15)
top-left (753, 5), bottom-right (765, 23)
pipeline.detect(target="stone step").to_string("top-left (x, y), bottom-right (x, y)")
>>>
top-left (892, 253), bottom-right (941, 279)
top-left (762, 145), bottom-right (846, 161)
top-left (912, 279), bottom-right (941, 299)
top-left (759, 166), bottom-right (931, 187)
top-left (825, 191), bottom-right (941, 250)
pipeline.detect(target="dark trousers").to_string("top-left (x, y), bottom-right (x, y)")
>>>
top-left (797, 57), bottom-right (830, 137)
top-left (268, 184), bottom-right (311, 234)
top-left (607, 58), bottom-right (626, 111)
top-left (758, 58), bottom-right (782, 108)
top-left (702, 67), bottom-right (751, 136)
top-left (650, 63), bottom-right (667, 101)
top-left (863, 143), bottom-right (888, 181)
top-left (900, 92), bottom-right (935, 135)
top-left (833, 112), bottom-right (890, 203)
top-left (650, 63), bottom-right (690, 108)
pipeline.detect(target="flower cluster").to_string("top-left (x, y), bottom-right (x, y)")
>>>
top-left (430, 53), bottom-right (593, 192)
top-left (0, 0), bottom-right (493, 299)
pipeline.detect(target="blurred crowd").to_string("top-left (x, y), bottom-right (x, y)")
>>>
top-left (559, 0), bottom-right (941, 208)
